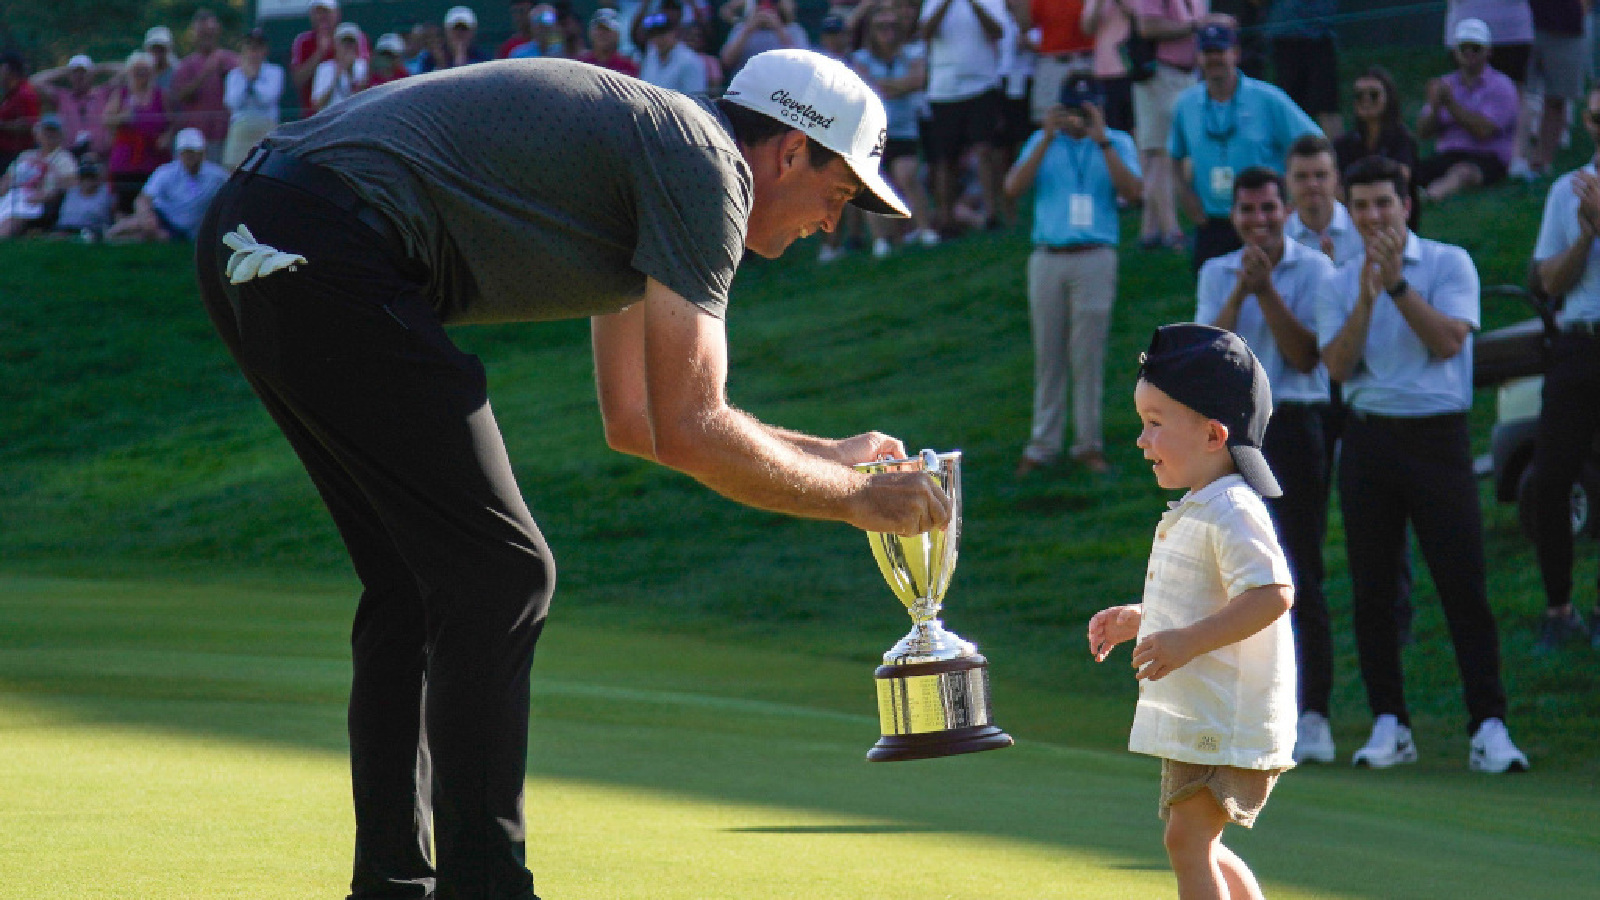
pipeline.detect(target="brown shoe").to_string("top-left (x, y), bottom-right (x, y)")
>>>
top-left (1072, 450), bottom-right (1112, 474)
top-left (1015, 455), bottom-right (1050, 478)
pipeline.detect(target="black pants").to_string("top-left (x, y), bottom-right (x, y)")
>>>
top-left (1532, 332), bottom-right (1600, 609)
top-left (1337, 411), bottom-right (1507, 734)
top-left (1192, 217), bottom-right (1241, 274)
top-left (197, 170), bottom-right (551, 900)
top-left (1261, 403), bottom-right (1332, 716)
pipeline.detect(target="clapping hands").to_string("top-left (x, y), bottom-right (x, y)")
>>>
top-left (1574, 171), bottom-right (1600, 236)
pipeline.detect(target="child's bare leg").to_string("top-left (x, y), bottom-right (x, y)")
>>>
top-left (1217, 842), bottom-right (1265, 900)
top-left (1163, 790), bottom-right (1230, 900)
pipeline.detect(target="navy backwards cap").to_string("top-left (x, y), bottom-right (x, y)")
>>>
top-left (1058, 74), bottom-right (1104, 110)
top-left (1196, 23), bottom-right (1237, 51)
top-left (1137, 323), bottom-right (1281, 498)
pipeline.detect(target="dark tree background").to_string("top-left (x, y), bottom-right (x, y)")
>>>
top-left (0, 0), bottom-right (246, 71)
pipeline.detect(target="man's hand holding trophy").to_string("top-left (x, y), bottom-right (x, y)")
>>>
top-left (854, 449), bottom-right (1015, 762)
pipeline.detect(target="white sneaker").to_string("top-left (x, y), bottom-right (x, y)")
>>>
top-left (817, 244), bottom-right (845, 264)
top-left (1352, 714), bottom-right (1418, 768)
top-left (1508, 156), bottom-right (1536, 182)
top-left (1293, 711), bottom-right (1337, 764)
top-left (1469, 718), bottom-right (1529, 773)
top-left (911, 228), bottom-right (940, 247)
top-left (872, 237), bottom-right (893, 258)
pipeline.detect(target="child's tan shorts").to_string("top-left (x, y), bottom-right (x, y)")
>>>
top-left (1158, 760), bottom-right (1285, 828)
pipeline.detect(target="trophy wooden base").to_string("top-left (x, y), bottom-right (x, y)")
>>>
top-left (868, 656), bottom-right (1015, 762)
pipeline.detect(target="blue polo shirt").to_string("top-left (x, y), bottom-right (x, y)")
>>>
top-left (1169, 74), bottom-right (1321, 218)
top-left (1315, 232), bottom-right (1480, 416)
top-left (1022, 127), bottom-right (1139, 247)
top-left (1196, 238), bottom-right (1334, 404)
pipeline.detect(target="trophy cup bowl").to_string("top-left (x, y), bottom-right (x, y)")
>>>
top-left (854, 449), bottom-right (1014, 762)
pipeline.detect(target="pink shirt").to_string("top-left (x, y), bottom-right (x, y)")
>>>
top-left (47, 84), bottom-right (110, 156)
top-left (172, 49), bottom-right (239, 142)
top-left (1426, 66), bottom-right (1520, 164)
top-left (1082, 0), bottom-right (1132, 77)
top-left (1133, 0), bottom-right (1207, 70)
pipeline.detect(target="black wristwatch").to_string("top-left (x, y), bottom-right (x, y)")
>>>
top-left (1096, 140), bottom-right (1113, 149)
top-left (1387, 278), bottom-right (1409, 297)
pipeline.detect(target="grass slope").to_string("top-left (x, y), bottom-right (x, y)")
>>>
top-left (1, 576), bottom-right (1595, 899)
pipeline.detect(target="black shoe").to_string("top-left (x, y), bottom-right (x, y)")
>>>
top-left (1534, 607), bottom-right (1589, 654)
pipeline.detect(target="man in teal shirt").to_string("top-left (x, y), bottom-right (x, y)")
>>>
top-left (1004, 75), bottom-right (1142, 477)
top-left (1169, 19), bottom-right (1320, 272)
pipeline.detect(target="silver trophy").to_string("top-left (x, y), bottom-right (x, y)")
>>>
top-left (854, 449), bottom-right (1014, 762)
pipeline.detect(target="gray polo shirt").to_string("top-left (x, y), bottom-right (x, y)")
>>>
top-left (265, 59), bottom-right (751, 325)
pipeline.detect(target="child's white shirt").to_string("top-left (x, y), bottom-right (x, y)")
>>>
top-left (1129, 474), bottom-right (1298, 770)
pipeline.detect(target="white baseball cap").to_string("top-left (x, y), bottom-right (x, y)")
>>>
top-left (144, 26), bottom-right (174, 49)
top-left (68, 54), bottom-right (93, 70)
top-left (722, 49), bottom-right (909, 217)
top-left (310, 0), bottom-right (340, 11)
top-left (375, 32), bottom-right (406, 54)
top-left (1453, 17), bottom-right (1492, 47)
top-left (175, 127), bottom-right (206, 152)
top-left (445, 5), bottom-right (478, 28)
top-left (335, 22), bottom-right (363, 41)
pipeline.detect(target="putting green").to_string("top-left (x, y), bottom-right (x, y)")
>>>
top-left (0, 577), bottom-right (1594, 898)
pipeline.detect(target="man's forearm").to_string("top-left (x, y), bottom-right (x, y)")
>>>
top-left (1392, 286), bottom-right (1470, 359)
top-left (1255, 285), bottom-right (1321, 373)
top-left (1322, 295), bottom-right (1374, 382)
top-left (1538, 232), bottom-right (1595, 298)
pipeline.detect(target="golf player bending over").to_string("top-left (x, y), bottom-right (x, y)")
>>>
top-left (195, 50), bottom-right (950, 900)
top-left (1088, 324), bottom-right (1296, 900)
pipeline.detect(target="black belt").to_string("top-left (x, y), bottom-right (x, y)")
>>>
top-left (1347, 409), bottom-right (1466, 426)
top-left (1037, 243), bottom-right (1110, 254)
top-left (236, 144), bottom-right (406, 252)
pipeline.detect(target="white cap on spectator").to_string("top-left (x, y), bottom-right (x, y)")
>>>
top-left (126, 51), bottom-right (155, 69)
top-left (68, 54), bottom-right (93, 70)
top-left (1453, 17), bottom-right (1492, 47)
top-left (175, 127), bottom-right (206, 152)
top-left (310, 0), bottom-right (340, 11)
top-left (590, 8), bottom-right (621, 29)
top-left (722, 49), bottom-right (910, 217)
top-left (445, 6), bottom-right (478, 28)
top-left (335, 22), bottom-right (363, 41)
top-left (375, 33), bottom-right (406, 54)
top-left (144, 26), bottom-right (174, 49)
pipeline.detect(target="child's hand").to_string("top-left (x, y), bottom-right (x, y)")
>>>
top-left (1088, 604), bottom-right (1141, 662)
top-left (1131, 627), bottom-right (1199, 681)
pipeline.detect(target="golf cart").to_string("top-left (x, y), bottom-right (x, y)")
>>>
top-left (1474, 283), bottom-right (1600, 539)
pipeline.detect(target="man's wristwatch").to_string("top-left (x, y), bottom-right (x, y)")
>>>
top-left (1387, 278), bottom-right (1409, 297)
top-left (1096, 139), bottom-right (1112, 149)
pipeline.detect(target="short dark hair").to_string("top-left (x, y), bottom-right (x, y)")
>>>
top-left (1231, 166), bottom-right (1285, 204)
top-left (1343, 154), bottom-right (1410, 200)
top-left (0, 52), bottom-right (26, 77)
top-left (715, 99), bottom-right (841, 169)
top-left (1287, 134), bottom-right (1335, 164)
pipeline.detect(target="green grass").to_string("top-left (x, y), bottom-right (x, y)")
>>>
top-left (2, 69), bottom-right (1599, 893)
top-left (2, 575), bottom-right (1595, 899)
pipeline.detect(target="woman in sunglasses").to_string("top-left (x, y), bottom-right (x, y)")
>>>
top-left (1334, 65), bottom-right (1419, 229)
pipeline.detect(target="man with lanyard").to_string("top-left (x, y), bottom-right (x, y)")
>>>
top-left (1196, 165), bottom-right (1338, 763)
top-left (1004, 74), bottom-right (1142, 477)
top-left (1316, 155), bottom-right (1528, 774)
top-left (1169, 18), bottom-right (1320, 273)
top-left (1528, 84), bottom-right (1600, 653)
top-left (194, 50), bottom-right (951, 899)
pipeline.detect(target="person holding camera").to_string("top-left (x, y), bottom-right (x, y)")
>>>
top-left (720, 0), bottom-right (810, 78)
top-left (1005, 75), bottom-right (1142, 477)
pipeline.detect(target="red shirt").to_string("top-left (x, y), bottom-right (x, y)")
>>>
top-left (369, 64), bottom-right (411, 87)
top-left (576, 52), bottom-right (640, 78)
top-left (172, 48), bottom-right (239, 142)
top-left (498, 35), bottom-right (533, 58)
top-left (1031, 0), bottom-right (1094, 55)
top-left (291, 30), bottom-right (371, 110)
top-left (0, 80), bottom-right (41, 156)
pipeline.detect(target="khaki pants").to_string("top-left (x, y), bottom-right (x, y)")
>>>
top-left (1023, 245), bottom-right (1117, 462)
